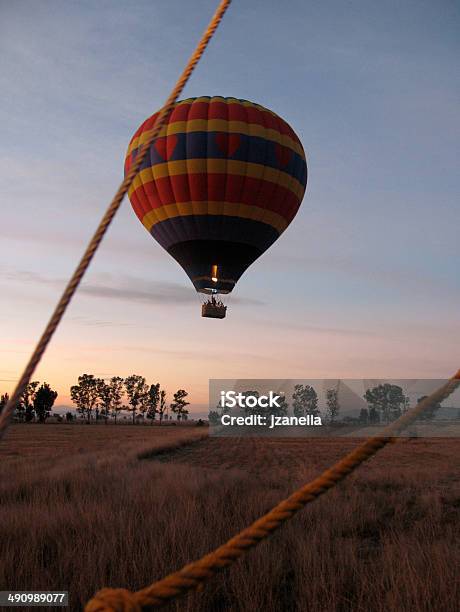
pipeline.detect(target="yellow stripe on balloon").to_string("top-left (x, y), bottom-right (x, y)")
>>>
top-left (128, 159), bottom-right (305, 201)
top-left (141, 202), bottom-right (288, 234)
top-left (127, 119), bottom-right (304, 158)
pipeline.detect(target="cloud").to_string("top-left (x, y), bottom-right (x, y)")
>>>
top-left (80, 278), bottom-right (264, 306)
top-left (67, 316), bottom-right (132, 328)
top-left (99, 344), bottom-right (285, 365)
top-left (0, 268), bottom-right (54, 285)
top-left (0, 267), bottom-right (195, 304)
top-left (253, 319), bottom-right (378, 337)
top-left (79, 279), bottom-right (197, 305)
top-left (0, 267), bottom-right (263, 307)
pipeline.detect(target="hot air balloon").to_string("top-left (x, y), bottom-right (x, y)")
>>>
top-left (124, 96), bottom-right (307, 318)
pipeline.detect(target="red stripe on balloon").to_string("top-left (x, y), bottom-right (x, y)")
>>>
top-left (130, 174), bottom-right (301, 221)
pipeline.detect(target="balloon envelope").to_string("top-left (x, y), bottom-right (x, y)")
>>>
top-left (125, 96), bottom-right (307, 294)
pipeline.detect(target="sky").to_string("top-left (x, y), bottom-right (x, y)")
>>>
top-left (1, 0), bottom-right (459, 413)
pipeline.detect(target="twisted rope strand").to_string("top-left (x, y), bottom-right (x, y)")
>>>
top-left (0, 0), bottom-right (232, 441)
top-left (85, 372), bottom-right (460, 611)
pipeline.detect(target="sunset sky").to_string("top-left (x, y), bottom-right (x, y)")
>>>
top-left (1, 0), bottom-right (459, 413)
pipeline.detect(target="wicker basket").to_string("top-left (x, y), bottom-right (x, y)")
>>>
top-left (202, 303), bottom-right (227, 319)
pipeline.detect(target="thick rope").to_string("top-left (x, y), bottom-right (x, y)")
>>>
top-left (0, 0), bottom-right (232, 441)
top-left (85, 371), bottom-right (460, 612)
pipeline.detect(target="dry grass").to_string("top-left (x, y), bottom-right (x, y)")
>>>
top-left (0, 426), bottom-right (459, 611)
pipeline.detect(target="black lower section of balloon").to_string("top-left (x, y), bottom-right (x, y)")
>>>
top-left (152, 215), bottom-right (281, 293)
top-left (151, 215), bottom-right (280, 252)
top-left (167, 240), bottom-right (264, 293)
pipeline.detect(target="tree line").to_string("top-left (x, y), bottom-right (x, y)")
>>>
top-left (70, 374), bottom-right (189, 424)
top-left (0, 382), bottom-right (58, 423)
top-left (0, 374), bottom-right (190, 425)
top-left (0, 381), bottom-right (445, 425)
top-left (208, 383), bottom-right (443, 425)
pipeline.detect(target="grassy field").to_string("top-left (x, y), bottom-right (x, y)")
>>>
top-left (0, 425), bottom-right (459, 611)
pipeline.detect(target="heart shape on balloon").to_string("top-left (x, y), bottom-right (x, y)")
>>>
top-left (215, 133), bottom-right (241, 157)
top-left (154, 135), bottom-right (179, 161)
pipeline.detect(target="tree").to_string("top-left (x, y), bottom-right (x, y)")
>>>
top-left (65, 412), bottom-right (74, 423)
top-left (364, 384), bottom-right (407, 423)
top-left (0, 393), bottom-right (9, 415)
top-left (170, 389), bottom-right (190, 421)
top-left (240, 391), bottom-right (260, 416)
top-left (292, 384), bottom-right (319, 418)
top-left (124, 375), bottom-right (148, 424)
top-left (33, 383), bottom-right (58, 423)
top-left (96, 377), bottom-right (124, 424)
top-left (269, 393), bottom-right (288, 417)
top-left (138, 390), bottom-right (150, 423)
top-left (158, 389), bottom-right (167, 425)
top-left (97, 379), bottom-right (112, 424)
top-left (208, 410), bottom-right (220, 425)
top-left (325, 388), bottom-right (340, 424)
top-left (416, 395), bottom-right (442, 421)
top-left (359, 407), bottom-right (369, 424)
top-left (208, 395), bottom-right (233, 424)
top-left (369, 407), bottom-right (380, 424)
top-left (403, 395), bottom-right (410, 413)
top-left (20, 381), bottom-right (39, 422)
top-left (70, 374), bottom-right (101, 424)
top-left (238, 390), bottom-right (288, 418)
top-left (146, 383), bottom-right (160, 423)
top-left (109, 377), bottom-right (124, 424)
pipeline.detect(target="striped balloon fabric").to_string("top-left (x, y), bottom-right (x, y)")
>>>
top-left (125, 96), bottom-right (307, 294)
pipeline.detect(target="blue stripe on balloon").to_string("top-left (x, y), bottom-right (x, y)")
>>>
top-left (132, 132), bottom-right (307, 185)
